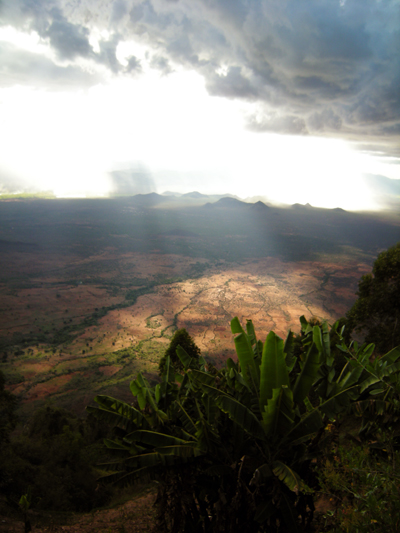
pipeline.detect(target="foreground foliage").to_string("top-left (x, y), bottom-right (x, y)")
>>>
top-left (347, 241), bottom-right (400, 353)
top-left (88, 317), bottom-right (400, 532)
top-left (317, 441), bottom-right (400, 532)
top-left (0, 405), bottom-right (111, 514)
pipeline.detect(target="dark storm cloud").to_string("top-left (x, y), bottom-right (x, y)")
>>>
top-left (0, 1), bottom-right (125, 76)
top-left (206, 66), bottom-right (258, 99)
top-left (308, 108), bottom-right (343, 132)
top-left (125, 54), bottom-right (141, 73)
top-left (1, 0), bottom-right (399, 146)
top-left (44, 8), bottom-right (94, 60)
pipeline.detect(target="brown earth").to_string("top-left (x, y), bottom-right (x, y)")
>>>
top-left (0, 249), bottom-right (370, 414)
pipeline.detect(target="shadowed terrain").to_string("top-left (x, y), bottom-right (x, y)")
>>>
top-left (0, 194), bottom-right (399, 415)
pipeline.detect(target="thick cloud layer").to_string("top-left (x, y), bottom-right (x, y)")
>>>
top-left (1, 0), bottom-right (399, 152)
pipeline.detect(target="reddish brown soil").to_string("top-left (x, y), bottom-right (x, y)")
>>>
top-left (1, 249), bottom-right (370, 411)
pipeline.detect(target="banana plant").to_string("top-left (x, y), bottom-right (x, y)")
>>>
top-left (88, 317), bottom-right (400, 532)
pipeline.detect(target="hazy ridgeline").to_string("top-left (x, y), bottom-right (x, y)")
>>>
top-left (0, 194), bottom-right (399, 262)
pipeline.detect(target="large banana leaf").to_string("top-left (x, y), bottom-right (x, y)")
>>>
top-left (262, 386), bottom-right (295, 438)
top-left (319, 384), bottom-right (359, 419)
top-left (125, 430), bottom-right (191, 447)
top-left (187, 368), bottom-right (215, 386)
top-left (130, 373), bottom-right (168, 423)
top-left (380, 346), bottom-right (400, 365)
top-left (272, 460), bottom-right (304, 492)
top-left (283, 408), bottom-right (323, 445)
top-left (88, 395), bottom-right (147, 430)
top-left (231, 317), bottom-right (260, 391)
top-left (174, 400), bottom-right (197, 436)
top-left (259, 331), bottom-right (289, 411)
top-left (155, 445), bottom-right (200, 457)
top-left (292, 342), bottom-right (320, 404)
top-left (200, 381), bottom-right (265, 439)
top-left (103, 438), bottom-right (145, 455)
top-left (176, 345), bottom-right (196, 370)
top-left (283, 330), bottom-right (296, 371)
top-left (216, 393), bottom-right (266, 439)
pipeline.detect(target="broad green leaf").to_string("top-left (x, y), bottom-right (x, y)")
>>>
top-left (199, 382), bottom-right (265, 439)
top-left (103, 438), bottom-right (144, 455)
top-left (273, 460), bottom-right (303, 492)
top-left (216, 394), bottom-right (265, 439)
top-left (174, 401), bottom-right (197, 436)
top-left (260, 331), bottom-right (289, 410)
top-left (226, 358), bottom-right (237, 371)
top-left (369, 388), bottom-right (386, 395)
top-left (380, 346), bottom-right (400, 365)
top-left (231, 317), bottom-right (260, 391)
top-left (176, 345), bottom-right (193, 370)
top-left (283, 330), bottom-right (295, 370)
top-left (89, 396), bottom-right (147, 430)
top-left (155, 383), bottom-right (161, 404)
top-left (155, 445), bottom-right (199, 457)
top-left (337, 362), bottom-right (364, 390)
top-left (299, 315), bottom-right (308, 333)
top-left (188, 369), bottom-right (215, 388)
top-left (313, 326), bottom-right (322, 354)
top-left (231, 316), bottom-right (244, 334)
top-left (246, 319), bottom-right (257, 346)
top-left (321, 321), bottom-right (331, 363)
top-left (360, 374), bottom-right (381, 393)
top-left (262, 386), bottom-right (294, 437)
top-left (319, 385), bottom-right (359, 418)
top-left (293, 342), bottom-right (320, 404)
top-left (284, 409), bottom-right (323, 445)
top-left (163, 355), bottom-right (174, 384)
top-left (130, 374), bottom-right (168, 423)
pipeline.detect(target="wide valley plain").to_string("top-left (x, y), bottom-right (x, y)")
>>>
top-left (1, 194), bottom-right (399, 417)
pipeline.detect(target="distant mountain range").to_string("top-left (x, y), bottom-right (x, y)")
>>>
top-left (121, 192), bottom-right (353, 213)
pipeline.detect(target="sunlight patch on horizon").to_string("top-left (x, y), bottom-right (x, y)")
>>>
top-left (0, 50), bottom-right (397, 209)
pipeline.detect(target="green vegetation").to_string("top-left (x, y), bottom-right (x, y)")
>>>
top-left (0, 404), bottom-right (111, 514)
top-left (1, 216), bottom-right (400, 531)
top-left (158, 328), bottom-right (201, 374)
top-left (89, 315), bottom-right (400, 532)
top-left (347, 242), bottom-right (400, 353)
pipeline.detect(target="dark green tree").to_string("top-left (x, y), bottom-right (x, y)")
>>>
top-left (158, 328), bottom-right (201, 374)
top-left (347, 242), bottom-right (400, 353)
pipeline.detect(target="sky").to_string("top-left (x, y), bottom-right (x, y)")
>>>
top-left (0, 0), bottom-right (399, 210)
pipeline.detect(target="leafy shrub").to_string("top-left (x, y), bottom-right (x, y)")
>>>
top-left (0, 406), bottom-right (111, 513)
top-left (88, 316), bottom-right (400, 532)
top-left (347, 242), bottom-right (400, 353)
